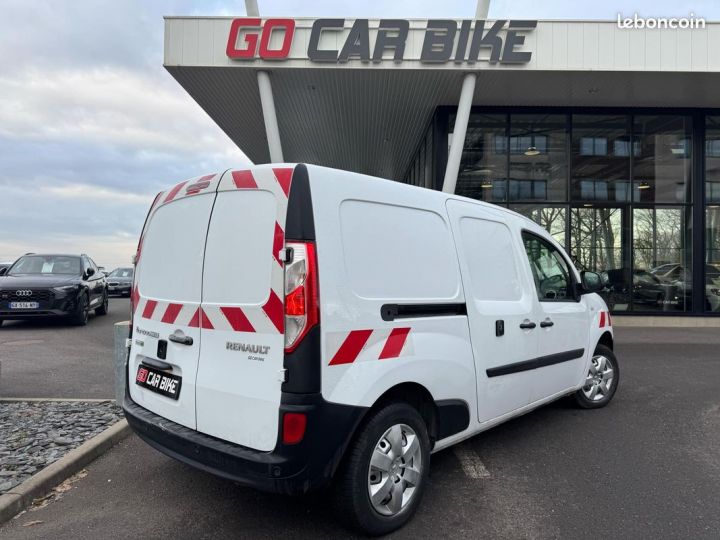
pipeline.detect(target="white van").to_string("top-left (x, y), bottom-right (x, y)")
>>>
top-left (122, 164), bottom-right (617, 535)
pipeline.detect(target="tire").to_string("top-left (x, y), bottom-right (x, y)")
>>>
top-left (573, 344), bottom-right (619, 409)
top-left (71, 293), bottom-right (89, 326)
top-left (95, 292), bottom-right (109, 316)
top-left (335, 402), bottom-right (430, 536)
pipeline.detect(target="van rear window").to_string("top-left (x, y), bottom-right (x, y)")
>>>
top-left (138, 195), bottom-right (215, 303)
top-left (339, 200), bottom-right (460, 300)
top-left (202, 190), bottom-right (276, 306)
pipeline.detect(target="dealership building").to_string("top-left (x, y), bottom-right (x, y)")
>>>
top-left (163, 9), bottom-right (720, 317)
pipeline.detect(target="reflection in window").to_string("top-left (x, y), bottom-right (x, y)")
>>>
top-left (572, 115), bottom-right (631, 202)
top-left (633, 208), bottom-right (691, 312)
top-left (512, 205), bottom-right (566, 247)
top-left (633, 115), bottom-right (692, 203)
top-left (522, 232), bottom-right (573, 301)
top-left (570, 207), bottom-right (627, 310)
top-left (509, 114), bottom-right (567, 201)
top-left (580, 137), bottom-right (608, 156)
top-left (705, 117), bottom-right (720, 204)
top-left (455, 114), bottom-right (507, 202)
top-left (706, 206), bottom-right (720, 312)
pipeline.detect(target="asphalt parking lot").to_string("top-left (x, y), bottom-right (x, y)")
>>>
top-left (1, 326), bottom-right (719, 538)
top-left (0, 298), bottom-right (129, 399)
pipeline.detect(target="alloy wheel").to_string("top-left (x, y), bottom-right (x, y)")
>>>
top-left (367, 423), bottom-right (423, 517)
top-left (582, 354), bottom-right (614, 401)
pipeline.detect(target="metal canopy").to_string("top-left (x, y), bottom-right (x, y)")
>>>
top-left (165, 17), bottom-right (720, 180)
top-left (167, 65), bottom-right (720, 179)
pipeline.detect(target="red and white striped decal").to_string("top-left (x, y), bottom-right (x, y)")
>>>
top-left (599, 310), bottom-right (612, 328)
top-left (133, 166), bottom-right (296, 334)
top-left (328, 328), bottom-right (412, 366)
top-left (205, 166), bottom-right (294, 335)
top-left (159, 172), bottom-right (222, 206)
top-left (133, 292), bottom-right (285, 335)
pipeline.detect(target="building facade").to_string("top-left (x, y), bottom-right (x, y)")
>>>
top-left (164, 16), bottom-right (720, 316)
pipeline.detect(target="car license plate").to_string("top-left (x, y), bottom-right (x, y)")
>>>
top-left (10, 302), bottom-right (39, 309)
top-left (135, 365), bottom-right (182, 400)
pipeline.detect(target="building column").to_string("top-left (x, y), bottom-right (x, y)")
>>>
top-left (442, 72), bottom-right (476, 194)
top-left (257, 70), bottom-right (284, 163)
top-left (476, 0), bottom-right (491, 19)
top-left (245, 0), bottom-right (284, 163)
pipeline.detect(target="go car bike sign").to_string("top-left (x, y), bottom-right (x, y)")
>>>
top-left (226, 18), bottom-right (536, 64)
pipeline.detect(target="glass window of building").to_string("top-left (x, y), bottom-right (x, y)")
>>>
top-left (454, 113), bottom-right (507, 202)
top-left (571, 115), bottom-right (631, 202)
top-left (706, 206), bottom-right (720, 313)
top-left (632, 207), bottom-right (692, 312)
top-left (633, 115), bottom-right (692, 203)
top-left (569, 207), bottom-right (628, 310)
top-left (511, 205), bottom-right (567, 247)
top-left (704, 116), bottom-right (720, 312)
top-left (509, 114), bottom-right (567, 202)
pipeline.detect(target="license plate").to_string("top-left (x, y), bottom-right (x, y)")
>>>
top-left (135, 365), bottom-right (182, 400)
top-left (10, 302), bottom-right (39, 309)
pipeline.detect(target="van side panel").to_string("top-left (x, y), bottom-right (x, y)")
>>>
top-left (307, 166), bottom-right (478, 419)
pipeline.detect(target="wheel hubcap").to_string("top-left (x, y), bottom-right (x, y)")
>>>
top-left (582, 354), bottom-right (614, 401)
top-left (367, 423), bottom-right (422, 517)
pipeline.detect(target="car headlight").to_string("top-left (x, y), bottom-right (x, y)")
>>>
top-left (52, 285), bottom-right (79, 293)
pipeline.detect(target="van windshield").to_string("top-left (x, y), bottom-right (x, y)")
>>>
top-left (8, 255), bottom-right (82, 276)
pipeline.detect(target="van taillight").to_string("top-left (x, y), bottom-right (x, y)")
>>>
top-left (284, 241), bottom-right (319, 353)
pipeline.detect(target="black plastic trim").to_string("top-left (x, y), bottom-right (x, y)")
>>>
top-left (381, 302), bottom-right (467, 321)
top-left (123, 390), bottom-right (366, 495)
top-left (282, 324), bottom-right (321, 393)
top-left (435, 399), bottom-right (470, 440)
top-left (486, 348), bottom-right (585, 377)
top-left (283, 164), bottom-right (321, 394)
top-left (285, 164), bottom-right (315, 241)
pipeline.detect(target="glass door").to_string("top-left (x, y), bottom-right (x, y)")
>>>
top-left (570, 206), bottom-right (630, 311)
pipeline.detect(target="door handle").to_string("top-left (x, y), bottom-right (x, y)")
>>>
top-left (141, 357), bottom-right (173, 371)
top-left (540, 318), bottom-right (554, 328)
top-left (519, 320), bottom-right (537, 330)
top-left (169, 332), bottom-right (193, 346)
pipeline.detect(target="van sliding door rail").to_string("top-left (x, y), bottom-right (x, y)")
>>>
top-left (381, 303), bottom-right (467, 321)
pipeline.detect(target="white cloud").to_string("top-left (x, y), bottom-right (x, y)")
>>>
top-left (0, 68), bottom-right (247, 160)
top-left (41, 183), bottom-right (156, 205)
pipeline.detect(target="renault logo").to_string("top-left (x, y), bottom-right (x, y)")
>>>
top-left (15, 290), bottom-right (33, 297)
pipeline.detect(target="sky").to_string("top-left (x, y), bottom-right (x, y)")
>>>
top-left (1, 1), bottom-right (719, 269)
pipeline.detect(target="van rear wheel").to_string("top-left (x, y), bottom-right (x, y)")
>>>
top-left (335, 402), bottom-right (430, 536)
top-left (573, 344), bottom-right (619, 409)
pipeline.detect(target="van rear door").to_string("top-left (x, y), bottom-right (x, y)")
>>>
top-left (128, 174), bottom-right (221, 430)
top-left (195, 166), bottom-right (293, 451)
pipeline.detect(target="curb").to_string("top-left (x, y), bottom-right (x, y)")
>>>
top-left (0, 398), bottom-right (115, 403)
top-left (0, 419), bottom-right (131, 525)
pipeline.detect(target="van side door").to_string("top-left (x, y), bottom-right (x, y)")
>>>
top-left (520, 231), bottom-right (591, 403)
top-left (447, 200), bottom-right (538, 424)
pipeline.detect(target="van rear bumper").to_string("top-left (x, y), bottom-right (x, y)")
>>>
top-left (123, 392), bottom-right (366, 495)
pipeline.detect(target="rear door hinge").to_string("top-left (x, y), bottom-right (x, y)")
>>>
top-left (278, 368), bottom-right (287, 383)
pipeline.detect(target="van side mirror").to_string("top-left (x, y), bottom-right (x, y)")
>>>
top-left (85, 267), bottom-right (95, 278)
top-left (580, 271), bottom-right (603, 293)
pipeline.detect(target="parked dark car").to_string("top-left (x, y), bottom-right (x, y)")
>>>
top-left (107, 267), bottom-right (134, 297)
top-left (0, 254), bottom-right (108, 326)
top-left (603, 268), bottom-right (669, 309)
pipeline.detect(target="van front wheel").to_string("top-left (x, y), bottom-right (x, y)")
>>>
top-left (573, 344), bottom-right (619, 409)
top-left (335, 402), bottom-right (430, 536)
